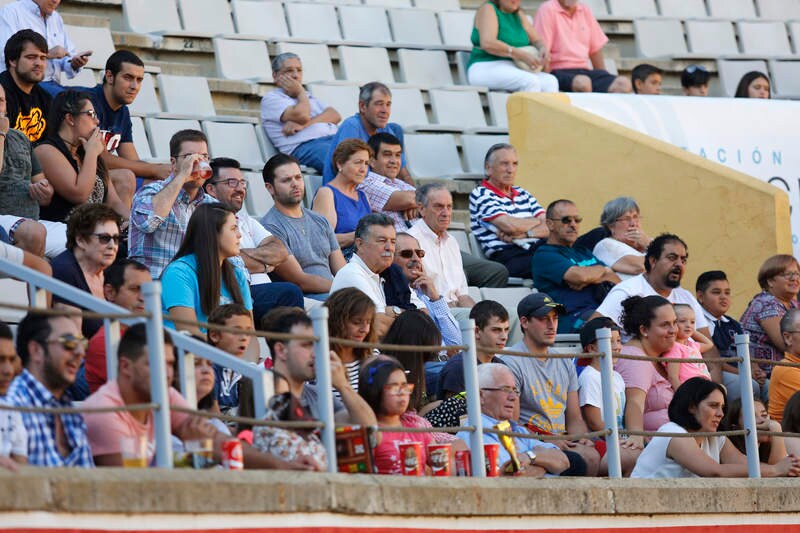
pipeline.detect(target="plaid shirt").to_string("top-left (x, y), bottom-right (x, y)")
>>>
top-left (128, 174), bottom-right (215, 279)
top-left (7, 370), bottom-right (94, 467)
top-left (357, 171), bottom-right (417, 233)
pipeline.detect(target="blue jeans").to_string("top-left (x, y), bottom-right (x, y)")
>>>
top-left (39, 80), bottom-right (66, 98)
top-left (250, 282), bottom-right (304, 327)
top-left (292, 135), bottom-right (334, 174)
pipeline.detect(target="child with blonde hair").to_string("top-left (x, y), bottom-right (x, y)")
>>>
top-left (662, 303), bottom-right (713, 390)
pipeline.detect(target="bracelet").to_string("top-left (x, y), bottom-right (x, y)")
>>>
top-left (508, 46), bottom-right (514, 58)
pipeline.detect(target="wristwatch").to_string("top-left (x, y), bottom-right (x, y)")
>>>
top-left (524, 450), bottom-right (537, 466)
top-left (390, 306), bottom-right (403, 317)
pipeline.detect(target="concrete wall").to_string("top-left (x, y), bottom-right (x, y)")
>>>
top-left (508, 93), bottom-right (792, 316)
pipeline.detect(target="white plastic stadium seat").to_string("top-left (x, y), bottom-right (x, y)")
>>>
top-left (231, 0), bottom-right (290, 40)
top-left (737, 21), bottom-right (792, 56)
top-left (756, 0), bottom-right (800, 20)
top-left (213, 38), bottom-right (272, 82)
top-left (364, 0), bottom-right (412, 7)
top-left (338, 46), bottom-right (394, 84)
top-left (144, 118), bottom-right (201, 160)
top-left (414, 0), bottom-right (461, 9)
top-left (306, 83), bottom-right (360, 120)
top-left (788, 22), bottom-right (800, 55)
top-left (286, 3), bottom-right (343, 42)
top-left (468, 286), bottom-right (482, 303)
top-left (707, 0), bottom-right (757, 19)
top-left (608, 0), bottom-right (657, 17)
top-left (486, 92), bottom-right (509, 128)
top-left (338, 5), bottom-right (393, 44)
top-left (202, 121), bottom-right (264, 170)
top-left (397, 49), bottom-right (453, 85)
top-left (448, 229), bottom-right (471, 255)
top-left (769, 59), bottom-right (800, 98)
top-left (177, 0), bottom-right (234, 35)
top-left (127, 73), bottom-right (161, 116)
top-left (61, 68), bottom-right (97, 88)
top-left (461, 134), bottom-right (509, 173)
top-left (63, 26), bottom-right (115, 70)
top-left (130, 116), bottom-right (154, 161)
top-left (438, 11), bottom-right (475, 49)
top-left (634, 19), bottom-right (688, 58)
top-left (274, 42), bottom-right (335, 83)
top-left (158, 75), bottom-right (216, 117)
top-left (685, 20), bottom-right (740, 56)
top-left (387, 87), bottom-right (431, 129)
top-left (388, 8), bottom-right (442, 47)
top-left (403, 134), bottom-right (466, 178)
top-left (717, 59), bottom-right (768, 96)
top-left (123, 0), bottom-right (183, 34)
top-left (657, 0), bottom-right (708, 18)
top-left (0, 279), bottom-right (29, 324)
top-left (582, 0), bottom-right (609, 17)
top-left (243, 172), bottom-right (274, 218)
top-left (479, 287), bottom-right (533, 315)
top-left (429, 89), bottom-right (504, 133)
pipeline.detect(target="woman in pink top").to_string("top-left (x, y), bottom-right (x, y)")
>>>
top-left (615, 295), bottom-right (677, 449)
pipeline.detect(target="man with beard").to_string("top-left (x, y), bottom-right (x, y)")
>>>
top-left (594, 233), bottom-right (720, 380)
top-left (0, 29), bottom-right (50, 143)
top-left (7, 312), bottom-right (94, 466)
top-left (532, 200), bottom-right (620, 333)
top-left (260, 153), bottom-right (346, 298)
top-left (204, 157), bottom-right (302, 325)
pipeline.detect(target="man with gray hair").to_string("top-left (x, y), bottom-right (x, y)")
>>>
top-left (469, 143), bottom-right (548, 279)
top-left (260, 53), bottom-right (341, 174)
top-left (322, 82), bottom-right (410, 185)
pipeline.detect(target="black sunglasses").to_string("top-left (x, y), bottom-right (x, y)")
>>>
top-left (92, 233), bottom-right (121, 245)
top-left (398, 249), bottom-right (425, 259)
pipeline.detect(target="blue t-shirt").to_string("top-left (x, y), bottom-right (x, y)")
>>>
top-left (322, 113), bottom-right (405, 184)
top-left (532, 244), bottom-right (605, 334)
top-left (324, 185), bottom-right (371, 233)
top-left (160, 254), bottom-right (253, 330)
top-left (88, 84), bottom-right (132, 153)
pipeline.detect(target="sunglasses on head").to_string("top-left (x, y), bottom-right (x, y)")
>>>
top-left (397, 249), bottom-right (425, 259)
top-left (685, 65), bottom-right (708, 74)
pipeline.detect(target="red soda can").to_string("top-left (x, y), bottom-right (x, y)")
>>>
top-left (397, 442), bottom-right (424, 476)
top-left (455, 450), bottom-right (471, 477)
top-left (427, 443), bottom-right (451, 476)
top-left (484, 443), bottom-right (500, 477)
top-left (221, 439), bottom-right (244, 470)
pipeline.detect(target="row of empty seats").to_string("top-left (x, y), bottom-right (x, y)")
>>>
top-left (589, 0), bottom-right (800, 20)
top-left (636, 18), bottom-right (800, 59)
top-left (717, 58), bottom-right (800, 97)
top-left (123, 0), bottom-right (473, 50)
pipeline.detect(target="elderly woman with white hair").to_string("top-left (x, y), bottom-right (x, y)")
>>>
top-left (592, 197), bottom-right (652, 280)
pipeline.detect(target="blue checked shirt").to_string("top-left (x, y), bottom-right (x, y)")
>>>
top-left (7, 370), bottom-right (94, 467)
top-left (128, 174), bottom-right (215, 279)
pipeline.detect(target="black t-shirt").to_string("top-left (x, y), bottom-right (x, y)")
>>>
top-left (0, 71), bottom-right (51, 143)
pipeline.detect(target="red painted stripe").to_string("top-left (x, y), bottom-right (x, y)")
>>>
top-left (5, 526), bottom-right (800, 533)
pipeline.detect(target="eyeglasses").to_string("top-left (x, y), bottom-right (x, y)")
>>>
top-left (397, 249), bottom-right (425, 259)
top-left (75, 109), bottom-right (97, 119)
top-left (383, 382), bottom-right (415, 395)
top-left (211, 178), bottom-right (248, 190)
top-left (779, 271), bottom-right (800, 280)
top-left (176, 153), bottom-right (210, 161)
top-left (46, 334), bottom-right (88, 352)
top-left (481, 385), bottom-right (520, 396)
top-left (92, 233), bottom-right (120, 245)
top-left (548, 215), bottom-right (583, 225)
top-left (685, 65), bottom-right (708, 74)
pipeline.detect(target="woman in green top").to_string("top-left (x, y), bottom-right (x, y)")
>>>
top-left (467, 0), bottom-right (558, 93)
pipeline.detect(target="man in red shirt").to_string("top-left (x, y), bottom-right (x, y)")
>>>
top-left (533, 0), bottom-right (631, 93)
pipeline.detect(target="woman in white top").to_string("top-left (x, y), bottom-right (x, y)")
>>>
top-left (632, 377), bottom-right (800, 478)
top-left (592, 197), bottom-right (651, 280)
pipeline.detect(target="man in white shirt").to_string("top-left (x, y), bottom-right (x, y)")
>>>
top-left (593, 233), bottom-right (721, 381)
top-left (0, 0), bottom-right (90, 95)
top-left (205, 157), bottom-right (303, 324)
top-left (330, 213), bottom-right (398, 337)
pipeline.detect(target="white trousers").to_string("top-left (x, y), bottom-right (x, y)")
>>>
top-left (0, 215), bottom-right (67, 259)
top-left (467, 60), bottom-right (559, 93)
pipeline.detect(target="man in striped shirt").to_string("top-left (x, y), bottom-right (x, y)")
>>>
top-left (469, 143), bottom-right (548, 279)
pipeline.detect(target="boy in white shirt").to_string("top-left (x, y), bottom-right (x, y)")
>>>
top-left (0, 322), bottom-right (27, 470)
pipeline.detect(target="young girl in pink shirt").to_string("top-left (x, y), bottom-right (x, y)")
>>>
top-left (661, 304), bottom-right (713, 390)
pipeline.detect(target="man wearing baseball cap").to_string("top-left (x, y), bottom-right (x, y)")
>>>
top-left (500, 292), bottom-right (600, 476)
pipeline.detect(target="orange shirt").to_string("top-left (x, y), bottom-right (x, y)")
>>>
top-left (768, 351), bottom-right (800, 422)
top-left (533, 0), bottom-right (609, 70)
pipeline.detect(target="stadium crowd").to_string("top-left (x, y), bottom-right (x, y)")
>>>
top-left (0, 0), bottom-right (796, 479)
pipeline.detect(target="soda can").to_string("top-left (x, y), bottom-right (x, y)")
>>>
top-left (397, 442), bottom-right (423, 476)
top-left (455, 450), bottom-right (471, 477)
top-left (484, 443), bottom-right (501, 477)
top-left (222, 438), bottom-right (244, 470)
top-left (427, 443), bottom-right (451, 477)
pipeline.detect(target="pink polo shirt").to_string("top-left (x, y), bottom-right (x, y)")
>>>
top-left (533, 0), bottom-right (609, 71)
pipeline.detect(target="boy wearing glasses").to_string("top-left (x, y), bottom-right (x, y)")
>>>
top-left (532, 200), bottom-right (620, 334)
top-left (7, 312), bottom-right (94, 467)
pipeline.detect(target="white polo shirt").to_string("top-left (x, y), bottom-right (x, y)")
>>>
top-left (407, 219), bottom-right (468, 306)
top-left (330, 253), bottom-right (387, 312)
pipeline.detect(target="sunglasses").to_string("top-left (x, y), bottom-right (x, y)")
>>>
top-left (548, 215), bottom-right (583, 224)
top-left (685, 65), bottom-right (708, 74)
top-left (46, 334), bottom-right (88, 351)
top-left (92, 233), bottom-right (121, 245)
top-left (383, 382), bottom-right (415, 395)
top-left (397, 249), bottom-right (425, 259)
top-left (75, 109), bottom-right (98, 119)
